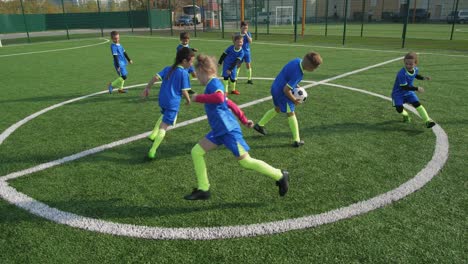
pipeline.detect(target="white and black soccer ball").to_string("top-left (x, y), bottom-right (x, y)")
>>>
top-left (293, 87), bottom-right (308, 103)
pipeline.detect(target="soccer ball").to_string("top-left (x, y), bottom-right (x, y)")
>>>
top-left (293, 87), bottom-right (308, 103)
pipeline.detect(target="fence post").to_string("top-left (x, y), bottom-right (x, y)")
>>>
top-left (267, 0), bottom-right (270, 34)
top-left (450, 0), bottom-right (460, 40)
top-left (254, 0), bottom-right (258, 40)
top-left (169, 0), bottom-right (173, 36)
top-left (192, 0), bottom-right (197, 37)
top-left (128, 0), bottom-right (134, 33)
top-left (302, 0), bottom-right (306, 37)
top-left (342, 0), bottom-right (348, 45)
top-left (360, 0), bottom-right (365, 37)
top-left (294, 0), bottom-right (298, 42)
top-left (401, 0), bottom-right (410, 48)
top-left (60, 0), bottom-right (70, 40)
top-left (96, 0), bottom-right (104, 37)
top-left (19, 0), bottom-right (30, 43)
top-left (221, 0), bottom-right (225, 39)
top-left (201, 0), bottom-right (205, 32)
top-left (325, 0), bottom-right (329, 36)
top-left (147, 0), bottom-right (153, 35)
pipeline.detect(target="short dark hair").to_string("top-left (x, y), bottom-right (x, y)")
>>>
top-left (241, 21), bottom-right (248, 27)
top-left (180, 32), bottom-right (190, 40)
top-left (233, 34), bottom-right (243, 42)
top-left (110, 31), bottom-right (119, 38)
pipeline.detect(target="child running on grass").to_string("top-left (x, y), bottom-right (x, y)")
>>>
top-left (177, 32), bottom-right (198, 83)
top-left (184, 54), bottom-right (289, 200)
top-left (107, 31), bottom-right (133, 94)
top-left (391, 52), bottom-right (436, 128)
top-left (253, 52), bottom-right (322, 147)
top-left (141, 47), bottom-right (194, 159)
top-left (218, 34), bottom-right (244, 95)
top-left (236, 21), bottom-right (253, 85)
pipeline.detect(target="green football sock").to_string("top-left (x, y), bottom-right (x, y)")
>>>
top-left (119, 79), bottom-right (125, 89)
top-left (149, 116), bottom-right (163, 141)
top-left (416, 105), bottom-right (431, 122)
top-left (148, 129), bottom-right (166, 158)
top-left (236, 68), bottom-right (241, 78)
top-left (288, 115), bottom-right (300, 142)
top-left (111, 77), bottom-right (124, 88)
top-left (223, 79), bottom-right (229, 92)
top-left (401, 109), bottom-right (409, 117)
top-left (239, 155), bottom-right (282, 181)
top-left (247, 68), bottom-right (252, 80)
top-left (258, 108), bottom-right (278, 126)
top-left (231, 80), bottom-right (237, 91)
top-left (192, 144), bottom-right (209, 191)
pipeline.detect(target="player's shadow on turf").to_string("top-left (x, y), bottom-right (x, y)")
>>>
top-left (42, 199), bottom-right (266, 219)
top-left (302, 120), bottom-right (425, 136)
top-left (0, 94), bottom-right (85, 104)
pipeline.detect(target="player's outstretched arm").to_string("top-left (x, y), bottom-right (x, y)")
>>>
top-left (283, 85), bottom-right (301, 105)
top-left (182, 90), bottom-right (191, 105)
top-left (227, 99), bottom-right (249, 126)
top-left (142, 75), bottom-right (160, 98)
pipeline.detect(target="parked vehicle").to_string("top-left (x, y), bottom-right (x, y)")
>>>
top-left (176, 15), bottom-right (194, 26)
top-left (447, 9), bottom-right (468, 24)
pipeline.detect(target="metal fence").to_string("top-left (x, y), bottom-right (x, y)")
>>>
top-left (1, 0), bottom-right (467, 47)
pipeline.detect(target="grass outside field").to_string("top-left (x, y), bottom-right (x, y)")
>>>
top-left (0, 34), bottom-right (466, 263)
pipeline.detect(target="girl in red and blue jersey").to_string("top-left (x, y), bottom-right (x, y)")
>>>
top-left (184, 54), bottom-right (289, 200)
top-left (141, 47), bottom-right (194, 159)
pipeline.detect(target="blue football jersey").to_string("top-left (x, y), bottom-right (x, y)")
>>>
top-left (392, 67), bottom-right (419, 96)
top-left (204, 78), bottom-right (239, 136)
top-left (271, 58), bottom-right (304, 98)
top-left (110, 43), bottom-right (127, 67)
top-left (241, 32), bottom-right (252, 52)
top-left (157, 66), bottom-right (191, 111)
top-left (176, 43), bottom-right (190, 53)
top-left (222, 45), bottom-right (244, 67)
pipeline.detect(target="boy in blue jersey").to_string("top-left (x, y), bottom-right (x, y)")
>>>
top-left (253, 52), bottom-right (322, 147)
top-left (236, 21), bottom-right (254, 84)
top-left (107, 31), bottom-right (133, 94)
top-left (184, 54), bottom-right (289, 200)
top-left (392, 52), bottom-right (435, 128)
top-left (218, 34), bottom-right (244, 95)
top-left (177, 32), bottom-right (198, 82)
top-left (141, 47), bottom-right (194, 159)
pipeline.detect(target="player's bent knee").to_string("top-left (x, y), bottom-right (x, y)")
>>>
top-left (121, 75), bottom-right (127, 80)
top-left (395, 105), bottom-right (404, 113)
top-left (412, 102), bottom-right (421, 108)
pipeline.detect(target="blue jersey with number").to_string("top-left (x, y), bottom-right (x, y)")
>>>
top-left (271, 58), bottom-right (304, 98)
top-left (392, 67), bottom-right (419, 97)
top-left (204, 78), bottom-right (239, 136)
top-left (110, 43), bottom-right (127, 67)
top-left (222, 45), bottom-right (244, 67)
top-left (157, 66), bottom-right (191, 111)
top-left (241, 32), bottom-right (252, 52)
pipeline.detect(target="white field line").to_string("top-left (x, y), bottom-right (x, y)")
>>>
top-left (0, 82), bottom-right (449, 240)
top-left (130, 35), bottom-right (468, 58)
top-left (0, 37), bottom-right (106, 48)
top-left (0, 56), bottom-right (403, 181)
top-left (0, 39), bottom-right (109, 58)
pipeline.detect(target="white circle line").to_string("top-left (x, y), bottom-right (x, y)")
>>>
top-left (0, 83), bottom-right (448, 240)
top-left (0, 38), bottom-right (109, 58)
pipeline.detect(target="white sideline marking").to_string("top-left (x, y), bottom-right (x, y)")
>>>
top-left (131, 35), bottom-right (468, 58)
top-left (0, 38), bottom-right (109, 58)
top-left (0, 57), bottom-right (449, 240)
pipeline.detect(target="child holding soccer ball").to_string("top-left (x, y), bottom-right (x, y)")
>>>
top-left (391, 52), bottom-right (436, 128)
top-left (253, 52), bottom-right (322, 147)
top-left (184, 54), bottom-right (289, 200)
top-left (141, 47), bottom-right (194, 159)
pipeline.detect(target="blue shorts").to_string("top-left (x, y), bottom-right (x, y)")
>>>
top-left (205, 128), bottom-right (250, 157)
top-left (222, 64), bottom-right (237, 80)
top-left (161, 108), bottom-right (178, 126)
top-left (115, 65), bottom-right (128, 77)
top-left (187, 65), bottom-right (195, 74)
top-left (242, 51), bottom-right (251, 63)
top-left (392, 92), bottom-right (419, 107)
top-left (273, 94), bottom-right (295, 113)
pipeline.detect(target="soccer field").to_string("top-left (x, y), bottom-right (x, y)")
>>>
top-left (0, 35), bottom-right (466, 262)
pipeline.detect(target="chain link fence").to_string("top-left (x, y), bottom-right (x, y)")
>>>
top-left (1, 0), bottom-right (467, 47)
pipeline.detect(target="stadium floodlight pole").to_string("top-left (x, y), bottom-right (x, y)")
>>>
top-left (60, 0), bottom-right (70, 40)
top-left (19, 0), bottom-right (30, 43)
top-left (450, 0), bottom-right (460, 40)
top-left (360, 0), bottom-right (365, 37)
top-left (325, 0), bottom-right (329, 36)
top-left (342, 0), bottom-right (349, 46)
top-left (96, 0), bottom-right (104, 37)
top-left (401, 0), bottom-right (411, 48)
top-left (169, 0), bottom-right (173, 36)
top-left (221, 0), bottom-right (225, 39)
top-left (192, 0), bottom-right (197, 37)
top-left (147, 0), bottom-right (153, 35)
top-left (294, 0), bottom-right (298, 42)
